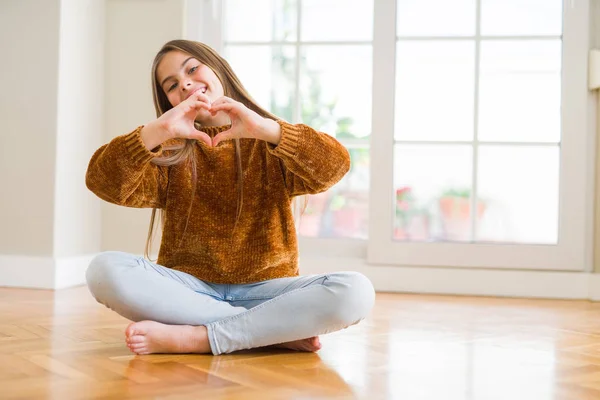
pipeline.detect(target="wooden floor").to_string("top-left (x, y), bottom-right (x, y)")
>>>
top-left (3, 288), bottom-right (600, 400)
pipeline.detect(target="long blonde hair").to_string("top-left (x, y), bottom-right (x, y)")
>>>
top-left (145, 40), bottom-right (280, 259)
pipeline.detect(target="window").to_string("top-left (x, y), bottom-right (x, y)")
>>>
top-left (222, 0), bottom-right (373, 240)
top-left (193, 0), bottom-right (593, 271)
top-left (393, 0), bottom-right (563, 244)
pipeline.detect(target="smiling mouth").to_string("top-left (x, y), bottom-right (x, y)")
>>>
top-left (186, 86), bottom-right (207, 100)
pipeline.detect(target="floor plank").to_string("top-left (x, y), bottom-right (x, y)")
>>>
top-left (2, 286), bottom-right (600, 399)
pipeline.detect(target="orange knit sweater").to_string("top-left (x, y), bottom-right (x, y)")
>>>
top-left (86, 120), bottom-right (350, 284)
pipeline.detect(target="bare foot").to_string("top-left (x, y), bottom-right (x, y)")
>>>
top-left (274, 336), bottom-right (322, 352)
top-left (125, 321), bottom-right (211, 355)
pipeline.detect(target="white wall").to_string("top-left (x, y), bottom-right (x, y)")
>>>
top-left (0, 0), bottom-right (184, 287)
top-left (0, 0), bottom-right (105, 288)
top-left (592, 0), bottom-right (600, 272)
top-left (55, 0), bottom-right (105, 258)
top-left (593, 0), bottom-right (600, 47)
top-left (102, 0), bottom-right (184, 254)
top-left (0, 0), bottom-right (61, 256)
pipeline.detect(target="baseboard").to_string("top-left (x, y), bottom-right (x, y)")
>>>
top-left (54, 254), bottom-right (96, 289)
top-left (2, 253), bottom-right (599, 298)
top-left (0, 254), bottom-right (96, 290)
top-left (589, 274), bottom-right (600, 301)
top-left (0, 255), bottom-right (56, 289)
top-left (300, 256), bottom-right (595, 300)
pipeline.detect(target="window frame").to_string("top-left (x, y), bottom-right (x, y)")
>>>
top-left (187, 0), bottom-right (595, 271)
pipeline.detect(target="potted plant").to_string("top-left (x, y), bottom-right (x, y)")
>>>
top-left (394, 187), bottom-right (430, 240)
top-left (438, 188), bottom-right (486, 241)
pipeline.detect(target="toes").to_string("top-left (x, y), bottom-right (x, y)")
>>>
top-left (130, 344), bottom-right (148, 354)
top-left (305, 337), bottom-right (321, 352)
top-left (126, 337), bottom-right (147, 353)
top-left (125, 322), bottom-right (137, 338)
top-left (312, 338), bottom-right (322, 350)
top-left (305, 343), bottom-right (318, 352)
top-left (125, 321), bottom-right (150, 339)
top-left (128, 335), bottom-right (145, 344)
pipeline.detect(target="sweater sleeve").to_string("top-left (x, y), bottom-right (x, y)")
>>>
top-left (85, 126), bottom-right (168, 208)
top-left (267, 120), bottom-right (351, 197)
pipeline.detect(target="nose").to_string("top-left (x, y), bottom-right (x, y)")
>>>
top-left (182, 79), bottom-right (193, 90)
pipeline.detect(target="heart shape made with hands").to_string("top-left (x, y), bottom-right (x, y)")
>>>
top-left (188, 94), bottom-right (278, 147)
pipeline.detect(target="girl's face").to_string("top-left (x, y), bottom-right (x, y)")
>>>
top-left (156, 50), bottom-right (224, 111)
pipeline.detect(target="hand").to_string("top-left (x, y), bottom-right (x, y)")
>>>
top-left (151, 91), bottom-right (213, 147)
top-left (210, 97), bottom-right (281, 147)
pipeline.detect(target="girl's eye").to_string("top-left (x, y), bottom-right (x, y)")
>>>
top-left (189, 66), bottom-right (198, 74)
top-left (167, 82), bottom-right (177, 92)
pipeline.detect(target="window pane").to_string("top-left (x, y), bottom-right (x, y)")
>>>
top-left (397, 0), bottom-right (475, 37)
top-left (478, 41), bottom-right (561, 143)
top-left (393, 145), bottom-right (473, 242)
top-left (300, 46), bottom-right (372, 139)
top-left (481, 0), bottom-right (563, 36)
top-left (301, 0), bottom-right (373, 41)
top-left (224, 0), bottom-right (297, 42)
top-left (477, 146), bottom-right (559, 244)
top-left (223, 46), bottom-right (296, 122)
top-left (298, 146), bottom-right (370, 239)
top-left (395, 41), bottom-right (474, 141)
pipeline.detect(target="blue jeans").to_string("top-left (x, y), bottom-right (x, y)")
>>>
top-left (85, 251), bottom-right (375, 355)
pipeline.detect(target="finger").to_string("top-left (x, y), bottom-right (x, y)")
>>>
top-left (180, 95), bottom-right (210, 117)
top-left (192, 99), bottom-right (211, 111)
top-left (187, 90), bottom-right (211, 105)
top-left (181, 97), bottom-right (210, 117)
top-left (183, 100), bottom-right (210, 120)
top-left (210, 96), bottom-right (237, 109)
top-left (182, 101), bottom-right (210, 121)
top-left (209, 102), bottom-right (236, 115)
top-left (190, 130), bottom-right (213, 147)
top-left (211, 95), bottom-right (233, 104)
top-left (212, 130), bottom-right (234, 147)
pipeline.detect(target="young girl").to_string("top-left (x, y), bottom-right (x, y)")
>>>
top-left (85, 39), bottom-right (375, 355)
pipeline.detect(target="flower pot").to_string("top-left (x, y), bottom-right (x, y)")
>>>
top-left (438, 197), bottom-right (486, 241)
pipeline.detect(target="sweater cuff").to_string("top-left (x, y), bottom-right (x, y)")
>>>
top-left (123, 126), bottom-right (163, 164)
top-left (268, 120), bottom-right (301, 158)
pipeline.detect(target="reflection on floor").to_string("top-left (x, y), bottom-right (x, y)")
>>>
top-left (2, 286), bottom-right (600, 399)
